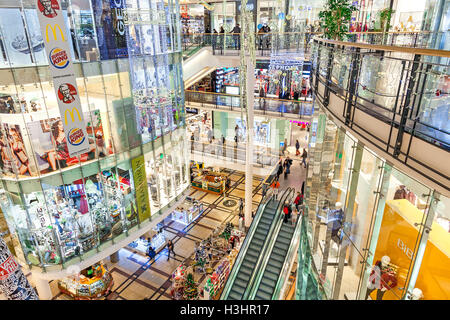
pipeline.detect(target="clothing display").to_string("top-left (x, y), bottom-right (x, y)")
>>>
top-left (366, 260), bottom-right (398, 300)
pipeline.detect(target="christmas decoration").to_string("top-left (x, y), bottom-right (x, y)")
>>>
top-left (183, 273), bottom-right (199, 300)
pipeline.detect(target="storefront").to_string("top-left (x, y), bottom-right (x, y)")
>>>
top-left (0, 0), bottom-right (189, 275)
top-left (170, 223), bottom-right (244, 300)
top-left (304, 108), bottom-right (450, 300)
top-left (181, 4), bottom-right (206, 34)
top-left (57, 262), bottom-right (113, 300)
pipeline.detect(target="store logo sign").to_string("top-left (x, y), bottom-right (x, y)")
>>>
top-left (45, 23), bottom-right (66, 42)
top-left (58, 83), bottom-right (77, 104)
top-left (0, 256), bottom-right (19, 281)
top-left (112, 0), bottom-right (126, 36)
top-left (37, 0), bottom-right (59, 18)
top-left (49, 47), bottom-right (69, 69)
top-left (64, 108), bottom-right (82, 125)
top-left (397, 238), bottom-right (414, 260)
top-left (67, 127), bottom-right (86, 146)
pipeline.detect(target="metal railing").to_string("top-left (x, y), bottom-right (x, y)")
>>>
top-left (219, 192), bottom-right (273, 299)
top-left (248, 188), bottom-right (296, 300)
top-left (182, 31), bottom-right (447, 59)
top-left (190, 140), bottom-right (280, 168)
top-left (311, 36), bottom-right (449, 191)
top-left (185, 90), bottom-right (314, 119)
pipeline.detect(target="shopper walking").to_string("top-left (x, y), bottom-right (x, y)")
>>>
top-left (283, 202), bottom-right (290, 223)
top-left (207, 127), bottom-right (213, 143)
top-left (301, 148), bottom-right (308, 168)
top-left (238, 198), bottom-right (244, 216)
top-left (295, 139), bottom-right (300, 156)
top-left (167, 240), bottom-right (175, 260)
top-left (282, 138), bottom-right (288, 155)
top-left (291, 207), bottom-right (298, 226)
top-left (271, 178), bottom-right (280, 199)
top-left (294, 192), bottom-right (303, 211)
top-left (212, 29), bottom-right (218, 54)
top-left (276, 158), bottom-right (283, 180)
top-left (190, 132), bottom-right (195, 152)
top-left (231, 24), bottom-right (241, 50)
top-left (283, 156), bottom-right (292, 179)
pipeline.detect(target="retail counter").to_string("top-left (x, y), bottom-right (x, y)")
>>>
top-left (191, 170), bottom-right (228, 195)
top-left (58, 263), bottom-right (113, 300)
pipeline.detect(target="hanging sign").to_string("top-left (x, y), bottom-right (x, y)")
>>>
top-left (0, 238), bottom-right (39, 300)
top-left (36, 0), bottom-right (90, 157)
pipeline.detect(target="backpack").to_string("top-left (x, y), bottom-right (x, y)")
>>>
top-left (283, 206), bottom-right (289, 214)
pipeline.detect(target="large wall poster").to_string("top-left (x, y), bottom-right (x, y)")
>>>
top-left (0, 124), bottom-right (32, 177)
top-left (26, 110), bottom-right (106, 174)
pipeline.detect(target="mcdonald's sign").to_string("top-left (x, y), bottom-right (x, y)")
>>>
top-left (64, 107), bottom-right (82, 125)
top-left (45, 24), bottom-right (66, 42)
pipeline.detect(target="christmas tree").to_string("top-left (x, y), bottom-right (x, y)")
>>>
top-left (220, 222), bottom-right (233, 241)
top-left (183, 273), bottom-right (198, 300)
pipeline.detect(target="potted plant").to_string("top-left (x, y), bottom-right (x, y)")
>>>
top-left (379, 8), bottom-right (395, 33)
top-left (318, 0), bottom-right (358, 41)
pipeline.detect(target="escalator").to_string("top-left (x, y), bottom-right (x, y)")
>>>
top-left (249, 188), bottom-right (299, 300)
top-left (221, 188), bottom-right (294, 300)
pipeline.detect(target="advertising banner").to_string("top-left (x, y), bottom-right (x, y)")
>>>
top-left (91, 0), bottom-right (128, 60)
top-left (35, 0), bottom-right (90, 157)
top-left (131, 155), bottom-right (151, 222)
top-left (0, 238), bottom-right (39, 300)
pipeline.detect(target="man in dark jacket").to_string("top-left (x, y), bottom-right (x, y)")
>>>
top-left (231, 24), bottom-right (241, 49)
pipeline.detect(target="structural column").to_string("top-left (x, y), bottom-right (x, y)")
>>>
top-left (0, 237), bottom-right (38, 300)
top-left (244, 52), bottom-right (255, 229)
top-left (34, 277), bottom-right (52, 300)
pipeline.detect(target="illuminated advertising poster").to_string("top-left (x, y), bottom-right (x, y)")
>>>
top-left (131, 155), bottom-right (151, 221)
top-left (90, 0), bottom-right (128, 59)
top-left (36, 0), bottom-right (90, 157)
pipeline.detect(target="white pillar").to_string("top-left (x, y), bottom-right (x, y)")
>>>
top-left (34, 277), bottom-right (52, 300)
top-left (244, 53), bottom-right (255, 229)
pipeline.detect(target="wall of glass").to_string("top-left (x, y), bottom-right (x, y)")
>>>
top-left (0, 0), bottom-right (189, 272)
top-left (304, 108), bottom-right (450, 300)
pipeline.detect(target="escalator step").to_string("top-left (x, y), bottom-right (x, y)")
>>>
top-left (265, 264), bottom-right (280, 275)
top-left (245, 254), bottom-right (257, 265)
top-left (270, 253), bottom-right (285, 264)
top-left (264, 270), bottom-right (279, 282)
top-left (261, 277), bottom-right (278, 289)
top-left (255, 290), bottom-right (272, 300)
top-left (254, 233), bottom-right (266, 242)
top-left (267, 260), bottom-right (283, 270)
top-left (252, 238), bottom-right (264, 247)
top-left (258, 283), bottom-right (274, 297)
top-left (273, 244), bottom-right (288, 254)
top-left (239, 267), bottom-right (252, 277)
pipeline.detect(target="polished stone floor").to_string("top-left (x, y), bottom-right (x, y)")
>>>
top-left (50, 168), bottom-right (266, 300)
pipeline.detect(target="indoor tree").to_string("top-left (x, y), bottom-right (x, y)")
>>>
top-left (318, 0), bottom-right (358, 41)
top-left (379, 8), bottom-right (395, 33)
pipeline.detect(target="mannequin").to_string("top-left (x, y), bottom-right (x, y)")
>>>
top-left (328, 202), bottom-right (344, 245)
top-left (410, 288), bottom-right (423, 300)
top-left (365, 255), bottom-right (398, 300)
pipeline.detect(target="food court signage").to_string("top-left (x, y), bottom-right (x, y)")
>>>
top-left (36, 0), bottom-right (90, 157)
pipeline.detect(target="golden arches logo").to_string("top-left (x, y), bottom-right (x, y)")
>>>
top-left (45, 24), bottom-right (66, 42)
top-left (64, 108), bottom-right (82, 125)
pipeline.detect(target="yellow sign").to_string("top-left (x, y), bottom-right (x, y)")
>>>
top-left (373, 200), bottom-right (450, 300)
top-left (64, 108), bottom-right (82, 125)
top-left (45, 24), bottom-right (66, 42)
top-left (131, 155), bottom-right (151, 222)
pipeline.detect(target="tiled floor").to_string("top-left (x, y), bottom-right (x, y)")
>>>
top-left (52, 168), bottom-right (266, 300)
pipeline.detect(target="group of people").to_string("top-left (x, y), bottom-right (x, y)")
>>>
top-left (282, 191), bottom-right (304, 224)
top-left (146, 239), bottom-right (175, 262)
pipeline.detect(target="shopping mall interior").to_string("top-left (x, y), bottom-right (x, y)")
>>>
top-left (0, 0), bottom-right (448, 303)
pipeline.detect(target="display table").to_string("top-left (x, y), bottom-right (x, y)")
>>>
top-left (58, 263), bottom-right (113, 300)
top-left (191, 170), bottom-right (228, 195)
top-left (126, 225), bottom-right (166, 256)
top-left (171, 197), bottom-right (204, 226)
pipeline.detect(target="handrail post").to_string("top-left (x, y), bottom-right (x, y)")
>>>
top-left (393, 54), bottom-right (421, 158)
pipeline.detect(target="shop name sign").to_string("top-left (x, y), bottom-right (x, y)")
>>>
top-left (269, 53), bottom-right (304, 71)
top-left (36, 0), bottom-right (90, 157)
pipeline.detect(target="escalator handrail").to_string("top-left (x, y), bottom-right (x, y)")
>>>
top-left (271, 209), bottom-right (303, 299)
top-left (248, 187), bottom-right (296, 299)
top-left (220, 193), bottom-right (273, 299)
top-left (241, 187), bottom-right (295, 300)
